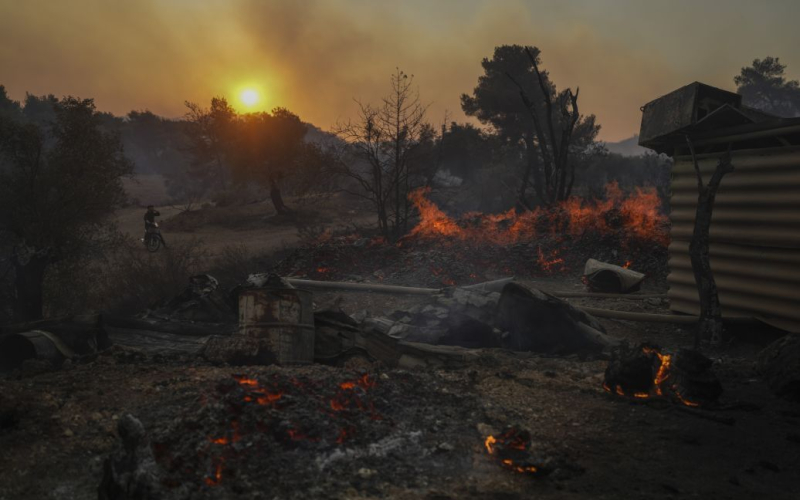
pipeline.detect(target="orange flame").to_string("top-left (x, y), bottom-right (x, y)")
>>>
top-left (407, 182), bottom-right (668, 247)
top-left (484, 430), bottom-right (538, 474)
top-left (537, 246), bottom-right (565, 273)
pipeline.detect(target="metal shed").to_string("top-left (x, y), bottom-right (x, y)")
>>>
top-left (639, 82), bottom-right (800, 333)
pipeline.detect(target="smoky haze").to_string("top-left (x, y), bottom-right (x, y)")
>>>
top-left (1, 0), bottom-right (799, 140)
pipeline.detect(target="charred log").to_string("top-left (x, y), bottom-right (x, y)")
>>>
top-left (603, 342), bottom-right (722, 406)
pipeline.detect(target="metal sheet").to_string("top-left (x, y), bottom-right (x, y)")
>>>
top-left (668, 146), bottom-right (800, 333)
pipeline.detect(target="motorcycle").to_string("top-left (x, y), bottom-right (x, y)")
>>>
top-left (143, 222), bottom-right (166, 252)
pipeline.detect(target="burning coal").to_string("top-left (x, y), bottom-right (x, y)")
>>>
top-left (484, 427), bottom-right (539, 475)
top-left (603, 343), bottom-right (723, 407)
top-left (407, 182), bottom-right (669, 247)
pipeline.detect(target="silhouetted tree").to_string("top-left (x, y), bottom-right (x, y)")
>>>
top-left (439, 122), bottom-right (496, 181)
top-left (121, 110), bottom-right (189, 178)
top-left (735, 56), bottom-right (800, 117)
top-left (177, 97), bottom-right (237, 208)
top-left (462, 45), bottom-right (599, 208)
top-left (0, 96), bottom-right (132, 321)
top-left (230, 107), bottom-right (308, 214)
top-left (334, 69), bottom-right (431, 240)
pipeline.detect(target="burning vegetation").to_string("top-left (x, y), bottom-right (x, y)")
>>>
top-left (407, 181), bottom-right (669, 247)
top-left (277, 181), bottom-right (670, 287)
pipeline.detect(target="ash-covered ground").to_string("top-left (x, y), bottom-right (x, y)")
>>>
top-left (1, 190), bottom-right (798, 499)
top-left (1, 271), bottom-right (799, 499)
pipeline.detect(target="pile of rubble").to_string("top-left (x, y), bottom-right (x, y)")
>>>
top-left (200, 277), bottom-right (617, 371)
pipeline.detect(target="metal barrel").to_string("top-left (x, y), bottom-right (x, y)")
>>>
top-left (237, 287), bottom-right (315, 365)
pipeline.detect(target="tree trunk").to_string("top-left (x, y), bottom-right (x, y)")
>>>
top-left (520, 135), bottom-right (543, 209)
top-left (13, 251), bottom-right (49, 322)
top-left (269, 178), bottom-right (290, 215)
top-left (685, 138), bottom-right (734, 348)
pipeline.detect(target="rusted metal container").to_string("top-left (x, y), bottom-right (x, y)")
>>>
top-left (238, 286), bottom-right (315, 365)
top-left (638, 82), bottom-right (741, 154)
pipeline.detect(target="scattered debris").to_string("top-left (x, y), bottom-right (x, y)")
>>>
top-left (757, 334), bottom-right (800, 401)
top-left (496, 283), bottom-right (613, 354)
top-left (147, 274), bottom-right (236, 323)
top-left (583, 258), bottom-right (645, 293)
top-left (0, 315), bottom-right (111, 371)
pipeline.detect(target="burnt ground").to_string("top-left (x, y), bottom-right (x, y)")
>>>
top-left (1, 269), bottom-right (799, 500)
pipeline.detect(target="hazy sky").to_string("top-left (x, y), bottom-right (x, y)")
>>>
top-left (1, 0), bottom-right (799, 141)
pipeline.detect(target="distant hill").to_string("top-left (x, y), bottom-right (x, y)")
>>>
top-left (304, 122), bottom-right (344, 148)
top-left (604, 135), bottom-right (649, 157)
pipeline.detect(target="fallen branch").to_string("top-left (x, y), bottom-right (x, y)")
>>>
top-left (286, 278), bottom-right (438, 295)
top-left (284, 277), bottom-right (514, 295)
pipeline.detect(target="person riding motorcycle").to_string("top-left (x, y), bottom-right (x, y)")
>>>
top-left (143, 205), bottom-right (161, 240)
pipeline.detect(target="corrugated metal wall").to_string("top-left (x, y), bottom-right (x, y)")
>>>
top-left (668, 145), bottom-right (800, 333)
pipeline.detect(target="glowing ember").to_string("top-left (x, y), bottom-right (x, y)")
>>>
top-left (484, 427), bottom-right (538, 475)
top-left (604, 346), bottom-right (700, 407)
top-left (204, 461), bottom-right (223, 486)
top-left (430, 267), bottom-right (457, 285)
top-left (233, 375), bottom-right (259, 387)
top-left (537, 246), bottom-right (566, 273)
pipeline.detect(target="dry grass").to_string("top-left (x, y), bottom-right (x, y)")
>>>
top-left (45, 237), bottom-right (209, 316)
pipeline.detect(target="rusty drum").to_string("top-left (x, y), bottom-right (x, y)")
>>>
top-left (238, 286), bottom-right (315, 365)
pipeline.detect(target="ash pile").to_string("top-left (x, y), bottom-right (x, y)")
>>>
top-left (99, 368), bottom-right (487, 499)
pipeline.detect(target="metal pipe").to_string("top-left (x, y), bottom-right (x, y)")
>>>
top-left (576, 306), bottom-right (758, 325)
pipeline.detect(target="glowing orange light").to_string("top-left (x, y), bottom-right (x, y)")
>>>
top-left (240, 89), bottom-right (259, 107)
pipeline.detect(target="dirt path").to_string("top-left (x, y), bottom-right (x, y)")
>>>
top-left (115, 197), bottom-right (376, 257)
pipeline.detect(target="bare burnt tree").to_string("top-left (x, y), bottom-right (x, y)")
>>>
top-left (506, 47), bottom-right (584, 205)
top-left (334, 69), bottom-right (429, 240)
top-left (685, 137), bottom-right (735, 347)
